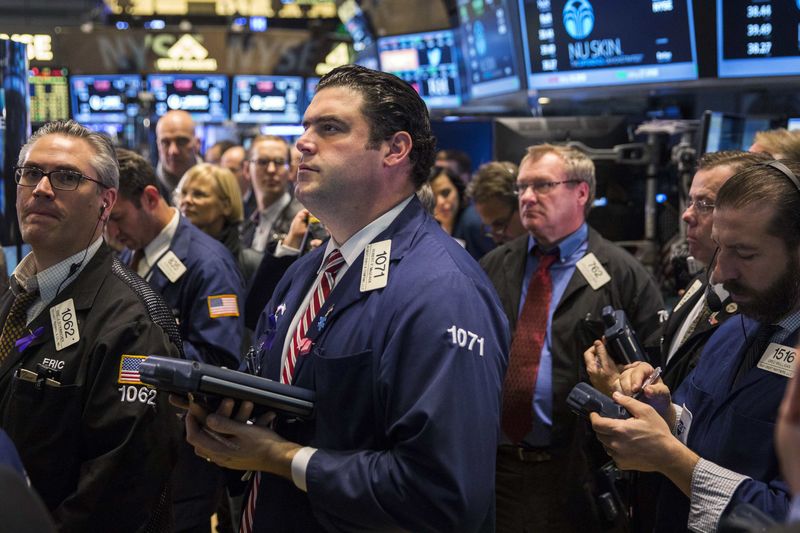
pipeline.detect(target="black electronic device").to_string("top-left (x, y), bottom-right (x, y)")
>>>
top-left (377, 29), bottom-right (463, 109)
top-left (696, 110), bottom-right (772, 155)
top-left (717, 0), bottom-right (800, 78)
top-left (457, 0), bottom-right (523, 100)
top-left (70, 74), bottom-right (141, 124)
top-left (518, 0), bottom-right (698, 90)
top-left (147, 74), bottom-right (229, 122)
top-left (139, 356), bottom-right (315, 419)
top-left (29, 67), bottom-right (69, 123)
top-left (602, 305), bottom-right (648, 364)
top-left (567, 382), bottom-right (630, 420)
top-left (231, 75), bottom-right (303, 124)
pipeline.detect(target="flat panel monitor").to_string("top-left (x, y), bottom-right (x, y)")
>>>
top-left (231, 75), bottom-right (303, 124)
top-left (147, 74), bottom-right (229, 122)
top-left (355, 42), bottom-right (380, 71)
top-left (377, 29), bottom-right (463, 109)
top-left (788, 118), bottom-right (800, 132)
top-left (304, 76), bottom-right (320, 110)
top-left (697, 110), bottom-right (771, 154)
top-left (70, 74), bottom-right (141, 124)
top-left (518, 0), bottom-right (698, 89)
top-left (457, 0), bottom-right (523, 99)
top-left (29, 67), bottom-right (69, 123)
top-left (717, 0), bottom-right (800, 78)
top-left (338, 0), bottom-right (375, 52)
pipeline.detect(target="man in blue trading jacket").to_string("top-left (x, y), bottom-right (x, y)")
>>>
top-left (0, 120), bottom-right (183, 531)
top-left (590, 160), bottom-right (800, 530)
top-left (106, 149), bottom-right (245, 533)
top-left (480, 143), bottom-right (664, 531)
top-left (183, 64), bottom-right (509, 532)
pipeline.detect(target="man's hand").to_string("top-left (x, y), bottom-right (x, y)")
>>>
top-left (583, 340), bottom-right (624, 397)
top-left (284, 209), bottom-right (311, 250)
top-left (591, 392), bottom-right (699, 496)
top-left (776, 366), bottom-right (800, 495)
top-left (178, 396), bottom-right (303, 480)
top-left (614, 362), bottom-right (675, 427)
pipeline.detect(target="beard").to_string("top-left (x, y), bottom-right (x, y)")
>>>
top-left (723, 251), bottom-right (800, 323)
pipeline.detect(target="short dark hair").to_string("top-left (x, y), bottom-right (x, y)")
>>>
top-left (116, 148), bottom-right (159, 207)
top-left (715, 159), bottom-right (800, 250)
top-left (697, 150), bottom-right (770, 173)
top-left (436, 149), bottom-right (472, 177)
top-left (467, 161), bottom-right (518, 209)
top-left (316, 64), bottom-right (436, 188)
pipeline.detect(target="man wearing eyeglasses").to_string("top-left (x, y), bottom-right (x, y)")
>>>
top-left (240, 135), bottom-right (304, 254)
top-left (155, 110), bottom-right (202, 200)
top-left (467, 161), bottom-right (526, 245)
top-left (0, 120), bottom-right (183, 531)
top-left (480, 143), bottom-right (664, 532)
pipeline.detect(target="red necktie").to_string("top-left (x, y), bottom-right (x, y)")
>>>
top-left (501, 248), bottom-right (558, 444)
top-left (240, 249), bottom-right (345, 533)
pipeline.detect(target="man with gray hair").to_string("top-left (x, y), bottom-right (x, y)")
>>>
top-left (481, 143), bottom-right (664, 531)
top-left (0, 120), bottom-right (182, 531)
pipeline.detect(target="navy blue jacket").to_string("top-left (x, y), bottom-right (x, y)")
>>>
top-left (249, 197), bottom-right (509, 532)
top-left (657, 316), bottom-right (794, 530)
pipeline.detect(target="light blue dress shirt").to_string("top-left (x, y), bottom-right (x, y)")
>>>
top-left (518, 223), bottom-right (589, 447)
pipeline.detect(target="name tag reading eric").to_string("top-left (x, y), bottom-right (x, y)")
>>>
top-left (157, 251), bottom-right (187, 283)
top-left (50, 298), bottom-right (80, 351)
top-left (757, 343), bottom-right (796, 378)
top-left (576, 253), bottom-right (611, 290)
top-left (360, 240), bottom-right (391, 292)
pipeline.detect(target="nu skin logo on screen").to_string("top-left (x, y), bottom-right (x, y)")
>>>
top-left (563, 0), bottom-right (624, 63)
top-left (562, 0), bottom-right (594, 40)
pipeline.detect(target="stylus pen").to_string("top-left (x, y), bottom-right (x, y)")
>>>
top-left (633, 366), bottom-right (662, 400)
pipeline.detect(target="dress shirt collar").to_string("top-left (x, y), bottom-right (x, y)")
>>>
top-left (259, 191), bottom-right (292, 222)
top-left (320, 195), bottom-right (414, 273)
top-left (526, 222), bottom-right (589, 264)
top-left (13, 236), bottom-right (103, 306)
top-left (143, 208), bottom-right (180, 267)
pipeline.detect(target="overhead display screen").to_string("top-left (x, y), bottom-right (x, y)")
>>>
top-left (377, 29), bottom-right (463, 109)
top-left (29, 67), bottom-right (69, 123)
top-left (70, 74), bottom-right (141, 124)
top-left (518, 0), bottom-right (698, 89)
top-left (147, 74), bottom-right (229, 122)
top-left (457, 0), bottom-right (523, 99)
top-left (232, 75), bottom-right (303, 124)
top-left (717, 0), bottom-right (800, 78)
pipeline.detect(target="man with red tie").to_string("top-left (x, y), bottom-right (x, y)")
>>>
top-left (480, 143), bottom-right (664, 532)
top-left (183, 64), bottom-right (509, 532)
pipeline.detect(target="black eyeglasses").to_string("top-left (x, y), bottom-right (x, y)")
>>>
top-left (250, 157), bottom-right (288, 168)
top-left (513, 180), bottom-right (581, 195)
top-left (482, 208), bottom-right (517, 238)
top-left (14, 166), bottom-right (108, 191)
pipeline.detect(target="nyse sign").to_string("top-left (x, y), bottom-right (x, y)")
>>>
top-left (44, 29), bottom-right (313, 74)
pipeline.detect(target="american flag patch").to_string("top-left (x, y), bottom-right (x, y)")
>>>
top-left (118, 355), bottom-right (147, 385)
top-left (207, 294), bottom-right (239, 318)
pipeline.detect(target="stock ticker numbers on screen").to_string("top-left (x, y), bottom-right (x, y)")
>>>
top-left (147, 74), bottom-right (229, 122)
top-left (70, 75), bottom-right (141, 124)
top-left (457, 0), bottom-right (522, 99)
top-left (519, 0), bottom-right (698, 89)
top-left (29, 67), bottom-right (69, 123)
top-left (231, 75), bottom-right (303, 124)
top-left (717, 0), bottom-right (800, 77)
top-left (377, 29), bottom-right (462, 109)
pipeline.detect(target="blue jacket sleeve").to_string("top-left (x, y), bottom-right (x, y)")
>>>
top-left (304, 270), bottom-right (509, 532)
top-left (729, 477), bottom-right (792, 523)
top-left (180, 256), bottom-right (245, 369)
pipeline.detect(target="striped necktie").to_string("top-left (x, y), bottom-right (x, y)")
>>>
top-left (240, 249), bottom-right (346, 533)
top-left (0, 288), bottom-right (40, 364)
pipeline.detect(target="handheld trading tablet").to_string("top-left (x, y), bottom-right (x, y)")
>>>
top-left (139, 356), bottom-right (315, 419)
top-left (567, 382), bottom-right (630, 420)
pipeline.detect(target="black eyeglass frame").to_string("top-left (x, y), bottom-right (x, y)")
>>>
top-left (14, 166), bottom-right (109, 191)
